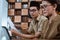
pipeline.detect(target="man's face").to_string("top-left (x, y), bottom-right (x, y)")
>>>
top-left (40, 1), bottom-right (55, 17)
top-left (29, 7), bottom-right (39, 18)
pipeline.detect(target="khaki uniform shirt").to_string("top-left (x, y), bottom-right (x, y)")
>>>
top-left (45, 15), bottom-right (60, 39)
top-left (28, 15), bottom-right (48, 39)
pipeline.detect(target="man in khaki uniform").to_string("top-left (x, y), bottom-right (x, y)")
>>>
top-left (46, 15), bottom-right (60, 39)
top-left (41, 0), bottom-right (60, 39)
top-left (11, 1), bottom-right (48, 40)
top-left (28, 15), bottom-right (48, 38)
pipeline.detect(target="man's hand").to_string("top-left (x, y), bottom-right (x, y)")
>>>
top-left (34, 32), bottom-right (41, 38)
top-left (11, 29), bottom-right (41, 39)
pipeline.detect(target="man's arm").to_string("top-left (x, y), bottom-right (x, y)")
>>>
top-left (11, 29), bottom-right (35, 39)
top-left (8, 17), bottom-right (35, 39)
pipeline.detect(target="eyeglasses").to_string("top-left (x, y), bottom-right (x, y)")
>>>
top-left (40, 4), bottom-right (52, 8)
top-left (29, 9), bottom-right (37, 12)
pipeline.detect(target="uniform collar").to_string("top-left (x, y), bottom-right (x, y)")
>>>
top-left (33, 15), bottom-right (41, 23)
top-left (37, 15), bottom-right (41, 21)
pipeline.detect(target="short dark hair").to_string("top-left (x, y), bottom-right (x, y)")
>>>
top-left (43, 0), bottom-right (57, 5)
top-left (43, 0), bottom-right (60, 12)
top-left (57, 4), bottom-right (60, 12)
top-left (30, 1), bottom-right (40, 10)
